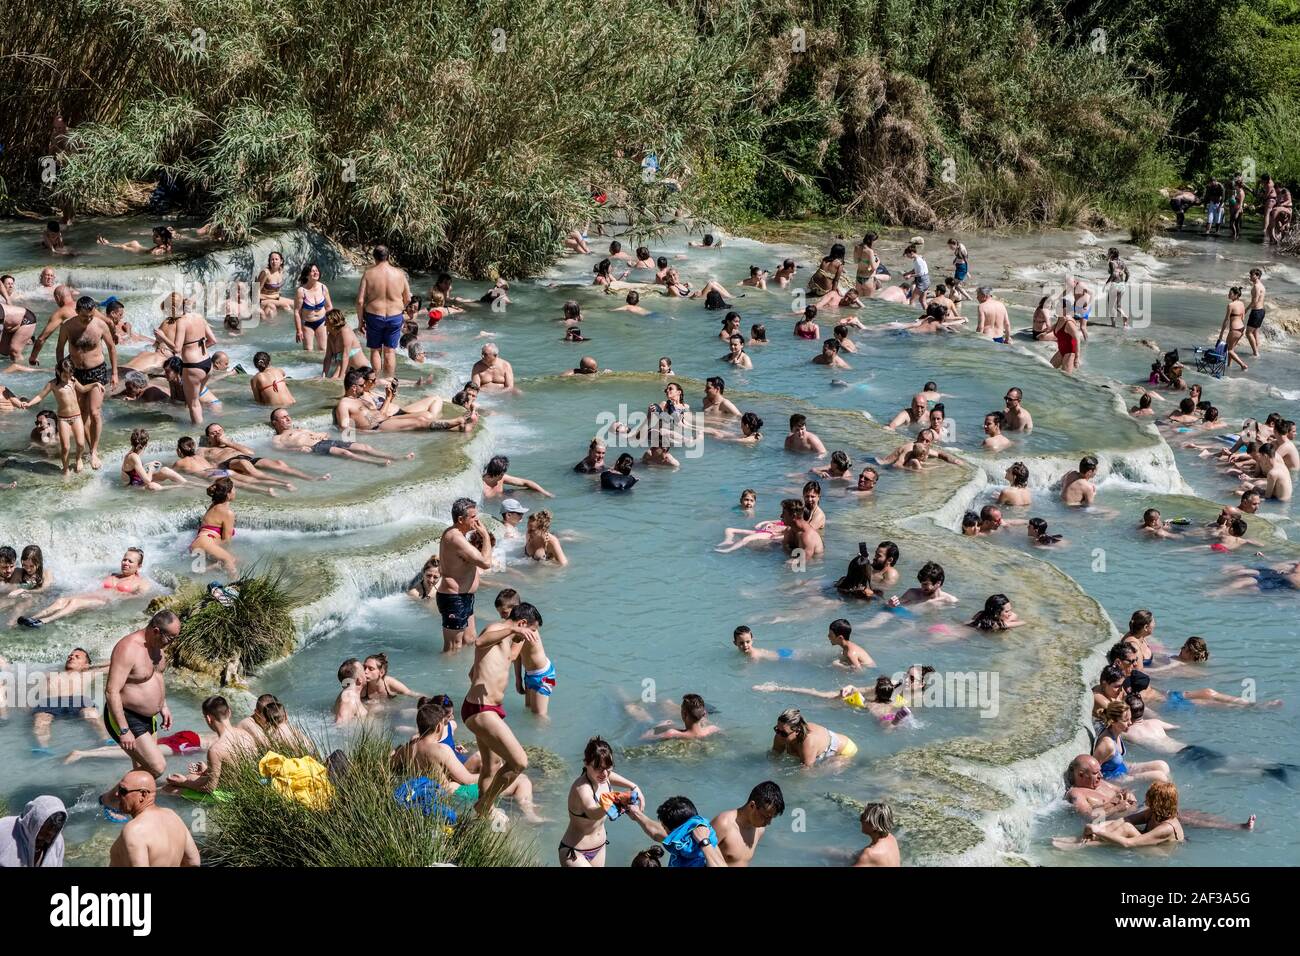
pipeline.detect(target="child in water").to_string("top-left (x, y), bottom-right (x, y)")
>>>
top-left (19, 358), bottom-right (102, 474)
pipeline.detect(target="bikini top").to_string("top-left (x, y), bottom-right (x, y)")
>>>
top-left (102, 575), bottom-right (137, 593)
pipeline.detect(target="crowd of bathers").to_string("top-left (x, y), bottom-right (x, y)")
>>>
top-left (1, 215), bottom-right (1295, 868)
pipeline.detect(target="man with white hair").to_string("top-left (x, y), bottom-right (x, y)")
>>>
top-left (471, 342), bottom-right (515, 390)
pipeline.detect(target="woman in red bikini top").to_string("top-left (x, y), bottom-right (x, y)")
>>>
top-left (189, 476), bottom-right (238, 578)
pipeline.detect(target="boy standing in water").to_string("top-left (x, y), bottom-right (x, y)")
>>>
top-left (513, 601), bottom-right (556, 718)
top-left (461, 603), bottom-right (541, 820)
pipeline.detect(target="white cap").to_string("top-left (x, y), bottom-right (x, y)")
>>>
top-left (501, 498), bottom-right (529, 515)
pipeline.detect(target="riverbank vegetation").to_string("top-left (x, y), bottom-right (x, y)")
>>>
top-left (0, 0), bottom-right (1294, 273)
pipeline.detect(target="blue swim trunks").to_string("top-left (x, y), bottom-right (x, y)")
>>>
top-left (1165, 690), bottom-right (1193, 710)
top-left (954, 262), bottom-right (969, 281)
top-left (523, 659), bottom-right (557, 696)
top-left (777, 647), bottom-right (796, 660)
top-left (364, 311), bottom-right (404, 350)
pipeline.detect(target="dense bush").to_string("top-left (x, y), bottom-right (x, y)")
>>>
top-left (0, 0), bottom-right (1283, 272)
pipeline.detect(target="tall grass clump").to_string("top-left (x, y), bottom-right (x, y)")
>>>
top-left (203, 730), bottom-right (537, 867)
top-left (149, 568), bottom-right (298, 678)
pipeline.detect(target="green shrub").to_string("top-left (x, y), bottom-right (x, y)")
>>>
top-left (150, 569), bottom-right (298, 678)
top-left (203, 731), bottom-right (537, 867)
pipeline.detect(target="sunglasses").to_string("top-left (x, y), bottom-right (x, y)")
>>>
top-left (116, 785), bottom-right (151, 798)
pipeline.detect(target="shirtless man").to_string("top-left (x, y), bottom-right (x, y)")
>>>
top-left (470, 342), bottom-right (515, 391)
top-left (55, 295), bottom-right (117, 468)
top-left (335, 369), bottom-right (468, 433)
top-left (784, 414), bottom-right (827, 456)
top-left (710, 782), bottom-right (785, 866)
top-left (774, 259), bottom-right (798, 288)
top-left (877, 428), bottom-right (961, 467)
top-left (828, 618), bottom-right (874, 669)
top-left (885, 393), bottom-right (928, 431)
top-left (100, 610), bottom-right (182, 815)
top-left (781, 497), bottom-right (824, 562)
top-left (1060, 455), bottom-right (1099, 506)
top-left (1064, 754), bottom-right (1138, 819)
top-left (982, 412), bottom-right (1011, 451)
top-left (108, 771), bottom-right (200, 867)
top-left (333, 659), bottom-right (368, 726)
top-left (436, 498), bottom-right (494, 651)
top-left (1244, 269), bottom-right (1266, 358)
top-left (853, 802), bottom-right (901, 867)
top-left (164, 695), bottom-right (255, 796)
top-left (26, 285), bottom-right (77, 365)
top-left (702, 377), bottom-right (741, 417)
top-left (202, 422), bottom-right (323, 482)
top-left (887, 561), bottom-right (958, 608)
top-left (1273, 419), bottom-right (1298, 470)
top-left (812, 340), bottom-right (849, 368)
top-left (1001, 387), bottom-right (1033, 431)
top-left (975, 287), bottom-right (1011, 342)
top-left (461, 603), bottom-right (542, 820)
top-left (1242, 443), bottom-right (1292, 502)
top-left (31, 647), bottom-right (108, 748)
top-left (355, 245), bottom-right (410, 381)
top-left (268, 408), bottom-right (409, 466)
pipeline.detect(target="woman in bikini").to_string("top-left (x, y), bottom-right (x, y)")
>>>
top-left (360, 653), bottom-right (424, 706)
top-left (1092, 700), bottom-right (1171, 783)
top-left (0, 545), bottom-right (53, 625)
top-left (407, 556), bottom-right (440, 602)
top-left (255, 252), bottom-right (294, 321)
top-left (559, 737), bottom-right (643, 867)
top-left (772, 707), bottom-right (858, 768)
top-left (524, 510), bottom-right (568, 566)
top-left (96, 225), bottom-right (174, 256)
top-left (853, 233), bottom-right (882, 294)
top-left (165, 306), bottom-right (218, 424)
top-left (20, 357), bottom-right (103, 474)
top-left (120, 427), bottom-right (188, 491)
top-left (323, 308), bottom-right (367, 380)
top-left (16, 548), bottom-right (149, 628)
top-left (1054, 779), bottom-right (1185, 851)
top-left (294, 262), bottom-right (332, 351)
top-left (1216, 286), bottom-right (1249, 372)
top-left (189, 477), bottom-right (238, 577)
top-left (249, 351), bottom-right (295, 406)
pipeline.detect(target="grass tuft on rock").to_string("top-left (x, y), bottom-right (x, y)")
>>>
top-left (203, 730), bottom-right (537, 867)
top-left (149, 567), bottom-right (298, 678)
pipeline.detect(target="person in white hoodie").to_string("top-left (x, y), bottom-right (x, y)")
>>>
top-left (0, 795), bottom-right (67, 867)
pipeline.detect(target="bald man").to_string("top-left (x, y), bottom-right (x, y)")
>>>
top-left (1064, 754), bottom-right (1137, 819)
top-left (108, 771), bottom-right (200, 867)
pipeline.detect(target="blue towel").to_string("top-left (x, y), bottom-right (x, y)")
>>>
top-left (663, 815), bottom-right (718, 867)
top-left (393, 776), bottom-right (457, 824)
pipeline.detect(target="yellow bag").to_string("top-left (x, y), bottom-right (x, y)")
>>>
top-left (258, 751), bottom-right (333, 810)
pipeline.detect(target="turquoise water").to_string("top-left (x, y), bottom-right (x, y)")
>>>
top-left (1, 218), bottom-right (1297, 866)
